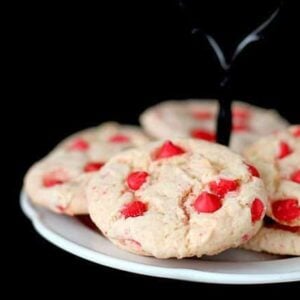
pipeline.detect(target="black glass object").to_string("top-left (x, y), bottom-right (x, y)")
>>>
top-left (177, 1), bottom-right (282, 145)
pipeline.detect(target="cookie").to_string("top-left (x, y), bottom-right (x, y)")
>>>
top-left (140, 100), bottom-right (289, 153)
top-left (87, 139), bottom-right (267, 258)
top-left (243, 222), bottom-right (300, 256)
top-left (24, 122), bottom-right (150, 215)
top-left (244, 126), bottom-right (300, 226)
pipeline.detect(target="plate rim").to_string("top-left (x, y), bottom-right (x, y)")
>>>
top-left (20, 190), bottom-right (300, 285)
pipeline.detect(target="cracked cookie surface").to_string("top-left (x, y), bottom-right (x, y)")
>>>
top-left (24, 122), bottom-right (150, 215)
top-left (87, 139), bottom-right (267, 258)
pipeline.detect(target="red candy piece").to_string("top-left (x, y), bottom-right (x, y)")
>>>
top-left (209, 178), bottom-right (239, 197)
top-left (272, 199), bottom-right (300, 222)
top-left (232, 123), bottom-right (249, 132)
top-left (121, 200), bottom-right (148, 218)
top-left (293, 127), bottom-right (300, 137)
top-left (84, 162), bottom-right (104, 173)
top-left (127, 171), bottom-right (149, 190)
top-left (291, 170), bottom-right (300, 184)
top-left (232, 107), bottom-right (251, 119)
top-left (251, 198), bottom-right (265, 223)
top-left (109, 134), bottom-right (130, 143)
top-left (277, 141), bottom-right (293, 159)
top-left (43, 177), bottom-right (64, 187)
top-left (154, 141), bottom-right (185, 160)
top-left (43, 171), bottom-right (66, 187)
top-left (246, 163), bottom-right (260, 178)
top-left (193, 192), bottom-right (222, 213)
top-left (191, 129), bottom-right (216, 142)
top-left (192, 111), bottom-right (214, 120)
top-left (69, 138), bottom-right (89, 151)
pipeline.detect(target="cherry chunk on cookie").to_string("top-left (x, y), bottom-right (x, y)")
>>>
top-left (292, 126), bottom-right (300, 138)
top-left (127, 171), bottom-right (149, 190)
top-left (291, 170), bottom-right (300, 184)
top-left (154, 140), bottom-right (185, 160)
top-left (87, 139), bottom-right (267, 258)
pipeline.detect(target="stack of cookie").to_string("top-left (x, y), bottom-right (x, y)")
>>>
top-left (242, 126), bottom-right (300, 256)
top-left (24, 100), bottom-right (300, 258)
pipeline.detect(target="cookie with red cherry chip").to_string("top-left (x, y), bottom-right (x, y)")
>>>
top-left (87, 139), bottom-right (267, 258)
top-left (140, 100), bottom-right (289, 153)
top-left (24, 122), bottom-right (150, 215)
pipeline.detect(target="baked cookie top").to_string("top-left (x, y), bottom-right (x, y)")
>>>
top-left (140, 100), bottom-right (289, 153)
top-left (244, 126), bottom-right (300, 226)
top-left (24, 122), bottom-right (150, 215)
top-left (88, 139), bottom-right (267, 258)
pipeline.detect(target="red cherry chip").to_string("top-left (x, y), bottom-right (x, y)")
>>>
top-left (127, 171), bottom-right (149, 190)
top-left (246, 163), bottom-right (260, 178)
top-left (109, 134), bottom-right (130, 143)
top-left (43, 171), bottom-right (67, 187)
top-left (272, 199), bottom-right (300, 222)
top-left (293, 127), bottom-right (300, 137)
top-left (251, 198), bottom-right (265, 222)
top-left (277, 141), bottom-right (293, 159)
top-left (69, 138), bottom-right (89, 151)
top-left (154, 141), bottom-right (185, 160)
top-left (232, 123), bottom-right (249, 132)
top-left (232, 107), bottom-right (251, 119)
top-left (43, 177), bottom-right (64, 188)
top-left (291, 170), bottom-right (300, 184)
top-left (193, 192), bottom-right (222, 213)
top-left (121, 201), bottom-right (148, 218)
top-left (84, 162), bottom-right (104, 172)
top-left (192, 111), bottom-right (214, 120)
top-left (190, 129), bottom-right (216, 142)
top-left (209, 178), bottom-right (239, 197)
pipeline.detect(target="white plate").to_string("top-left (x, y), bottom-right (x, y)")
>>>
top-left (20, 191), bottom-right (300, 284)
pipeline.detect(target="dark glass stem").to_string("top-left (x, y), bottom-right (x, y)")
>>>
top-left (176, 1), bottom-right (281, 147)
top-left (217, 71), bottom-right (233, 145)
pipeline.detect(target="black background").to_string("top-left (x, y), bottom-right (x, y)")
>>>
top-left (11, 0), bottom-right (300, 292)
